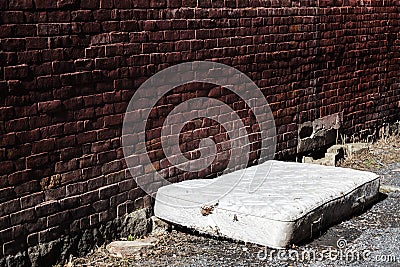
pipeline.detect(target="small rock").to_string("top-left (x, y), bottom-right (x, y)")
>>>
top-left (106, 237), bottom-right (158, 258)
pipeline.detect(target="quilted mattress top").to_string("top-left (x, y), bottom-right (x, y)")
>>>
top-left (157, 160), bottom-right (379, 222)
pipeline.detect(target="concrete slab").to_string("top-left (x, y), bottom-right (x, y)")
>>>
top-left (154, 160), bottom-right (380, 249)
top-left (302, 143), bottom-right (369, 166)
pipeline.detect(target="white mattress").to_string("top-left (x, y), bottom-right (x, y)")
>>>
top-left (154, 160), bottom-right (380, 248)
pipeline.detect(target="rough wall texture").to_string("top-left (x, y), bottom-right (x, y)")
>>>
top-left (0, 0), bottom-right (399, 265)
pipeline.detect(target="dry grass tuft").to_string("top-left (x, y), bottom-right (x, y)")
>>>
top-left (338, 135), bottom-right (400, 171)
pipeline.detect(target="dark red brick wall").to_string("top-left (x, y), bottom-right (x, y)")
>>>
top-left (1, 0), bottom-right (399, 259)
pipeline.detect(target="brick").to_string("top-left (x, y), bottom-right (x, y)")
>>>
top-left (105, 43), bottom-right (124, 56)
top-left (14, 180), bottom-right (40, 196)
top-left (0, 133), bottom-right (16, 147)
top-left (66, 181), bottom-right (86, 196)
top-left (74, 59), bottom-right (94, 71)
top-left (92, 199), bottom-right (109, 212)
top-left (99, 184), bottom-right (119, 199)
top-left (70, 206), bottom-right (90, 222)
top-left (55, 135), bottom-right (76, 149)
top-left (47, 10), bottom-right (70, 22)
top-left (97, 150), bottom-right (116, 164)
top-left (20, 192), bottom-right (44, 209)
top-left (35, 200), bottom-right (60, 217)
top-left (14, 24), bottom-right (37, 37)
top-left (40, 124), bottom-right (64, 138)
top-left (1, 38), bottom-right (25, 52)
top-left (38, 24), bottom-right (60, 36)
top-left (113, 0), bottom-right (131, 8)
top-left (0, 215), bottom-right (10, 230)
top-left (9, 0), bottom-right (33, 9)
top-left (10, 208), bottom-right (36, 225)
top-left (91, 140), bottom-right (111, 153)
top-left (34, 0), bottom-right (57, 8)
top-left (26, 153), bottom-right (49, 168)
top-left (95, 57), bottom-right (119, 70)
top-left (38, 226), bottom-right (61, 243)
top-left (0, 187), bottom-right (15, 202)
top-left (6, 143), bottom-right (31, 160)
top-left (5, 117), bottom-right (29, 131)
top-left (1, 11), bottom-right (24, 23)
top-left (90, 34), bottom-right (109, 47)
top-left (81, 0), bottom-right (99, 8)
top-left (167, 0), bottom-right (181, 7)
top-left (82, 165), bottom-right (101, 179)
top-left (82, 24), bottom-right (101, 37)
top-left (63, 96), bottom-right (83, 110)
top-left (0, 149), bottom-right (5, 161)
top-left (101, 160), bottom-right (122, 175)
top-left (31, 139), bottom-right (54, 154)
top-left (16, 51), bottom-right (41, 65)
top-left (133, 0), bottom-right (149, 7)
top-left (36, 75), bottom-right (59, 89)
top-left (76, 131), bottom-right (97, 144)
top-left (55, 159), bottom-right (78, 173)
top-left (28, 216), bottom-right (49, 236)
top-left (60, 71), bottom-right (92, 85)
top-left (56, 0), bottom-right (78, 7)
top-left (99, 0), bottom-right (113, 8)
top-left (86, 176), bottom-right (104, 191)
top-left (71, 11), bottom-right (92, 22)
top-left (79, 154), bottom-right (96, 168)
top-left (13, 103), bottom-right (37, 117)
top-left (104, 114), bottom-right (122, 127)
top-left (48, 36), bottom-right (71, 48)
top-left (52, 61), bottom-right (75, 74)
top-left (149, 0), bottom-right (166, 8)
top-left (47, 210), bottom-right (71, 227)
top-left (23, 10), bottom-right (48, 23)
top-left (61, 169), bottom-right (81, 185)
top-left (27, 233), bottom-right (39, 246)
top-left (60, 147), bottom-right (82, 161)
top-left (6, 80), bottom-right (23, 93)
top-left (37, 100), bottom-right (62, 114)
top-left (45, 186), bottom-right (66, 201)
top-left (0, 228), bottom-right (14, 246)
top-left (27, 117), bottom-right (49, 132)
top-left (80, 189), bottom-right (99, 205)
top-left (4, 65), bottom-right (29, 80)
top-left (0, 25), bottom-right (13, 38)
top-left (0, 161), bottom-right (14, 175)
top-left (120, 20), bottom-right (139, 31)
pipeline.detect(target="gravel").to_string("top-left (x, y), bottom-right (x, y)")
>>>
top-left (66, 135), bottom-right (400, 267)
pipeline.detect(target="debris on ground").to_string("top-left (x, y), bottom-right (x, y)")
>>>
top-left (338, 135), bottom-right (400, 171)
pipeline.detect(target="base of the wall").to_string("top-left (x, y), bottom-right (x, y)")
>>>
top-left (0, 207), bottom-right (153, 267)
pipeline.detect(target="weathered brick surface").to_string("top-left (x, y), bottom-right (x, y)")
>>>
top-left (0, 0), bottom-right (399, 260)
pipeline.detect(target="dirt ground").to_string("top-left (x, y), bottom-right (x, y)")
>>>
top-left (64, 134), bottom-right (400, 267)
